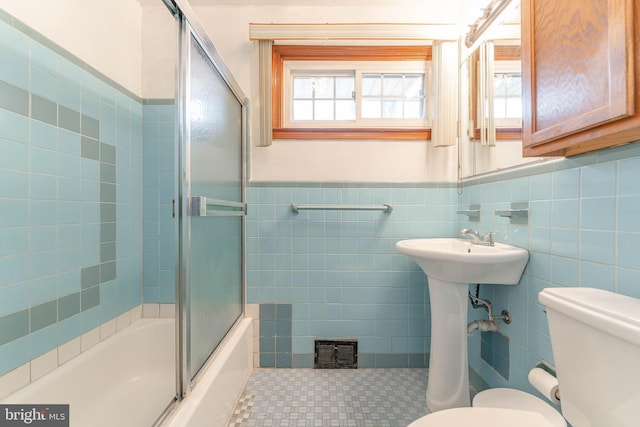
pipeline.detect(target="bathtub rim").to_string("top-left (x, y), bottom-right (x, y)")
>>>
top-left (158, 315), bottom-right (253, 427)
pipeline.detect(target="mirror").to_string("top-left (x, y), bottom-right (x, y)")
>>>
top-left (459, 1), bottom-right (548, 178)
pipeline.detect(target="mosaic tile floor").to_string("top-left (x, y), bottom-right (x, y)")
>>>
top-left (228, 369), bottom-right (430, 427)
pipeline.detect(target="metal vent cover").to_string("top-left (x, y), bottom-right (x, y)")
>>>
top-left (314, 340), bottom-right (358, 369)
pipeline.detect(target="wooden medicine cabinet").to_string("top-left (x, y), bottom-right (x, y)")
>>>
top-left (522, 0), bottom-right (640, 157)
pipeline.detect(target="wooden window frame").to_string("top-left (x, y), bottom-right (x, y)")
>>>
top-left (272, 45), bottom-right (432, 140)
top-left (470, 44), bottom-right (523, 140)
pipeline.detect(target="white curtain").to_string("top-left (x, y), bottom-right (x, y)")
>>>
top-left (431, 40), bottom-right (459, 147)
top-left (258, 40), bottom-right (273, 147)
top-left (478, 41), bottom-right (496, 147)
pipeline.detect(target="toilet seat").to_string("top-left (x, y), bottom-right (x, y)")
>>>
top-left (473, 388), bottom-right (567, 427)
top-left (407, 407), bottom-right (554, 427)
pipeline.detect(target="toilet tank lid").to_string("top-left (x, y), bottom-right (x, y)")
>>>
top-left (539, 287), bottom-right (640, 347)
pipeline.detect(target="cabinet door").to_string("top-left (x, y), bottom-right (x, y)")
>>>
top-left (522, 0), bottom-right (636, 155)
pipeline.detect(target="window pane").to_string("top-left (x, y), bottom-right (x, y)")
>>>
top-left (405, 75), bottom-right (424, 98)
top-left (382, 99), bottom-right (403, 118)
top-left (383, 74), bottom-right (403, 96)
top-left (335, 100), bottom-right (355, 120)
top-left (362, 74), bottom-right (382, 96)
top-left (506, 98), bottom-right (522, 118)
top-left (494, 98), bottom-right (507, 119)
top-left (293, 77), bottom-right (313, 99)
top-left (314, 100), bottom-right (334, 120)
top-left (362, 99), bottom-right (381, 118)
top-left (494, 74), bottom-right (506, 95)
top-left (506, 75), bottom-right (522, 97)
top-left (293, 100), bottom-right (313, 120)
top-left (404, 99), bottom-right (424, 119)
top-left (314, 77), bottom-right (334, 99)
top-left (493, 73), bottom-right (522, 121)
top-left (336, 77), bottom-right (355, 98)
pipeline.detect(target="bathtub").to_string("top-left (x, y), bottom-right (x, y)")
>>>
top-left (3, 318), bottom-right (176, 427)
top-left (3, 316), bottom-right (254, 427)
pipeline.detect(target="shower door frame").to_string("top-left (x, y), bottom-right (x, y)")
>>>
top-left (173, 0), bottom-right (249, 400)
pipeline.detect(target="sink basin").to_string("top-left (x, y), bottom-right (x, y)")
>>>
top-left (396, 238), bottom-right (529, 285)
top-left (396, 238), bottom-right (529, 413)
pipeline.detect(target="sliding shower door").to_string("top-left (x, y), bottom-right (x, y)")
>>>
top-left (178, 21), bottom-right (246, 391)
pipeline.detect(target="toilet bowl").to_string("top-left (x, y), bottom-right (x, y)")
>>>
top-left (407, 407), bottom-right (552, 427)
top-left (408, 388), bottom-right (566, 427)
top-left (473, 388), bottom-right (566, 427)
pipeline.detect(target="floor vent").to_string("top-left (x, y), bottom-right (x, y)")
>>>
top-left (314, 340), bottom-right (358, 369)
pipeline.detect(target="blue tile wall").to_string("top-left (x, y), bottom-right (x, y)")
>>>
top-left (247, 183), bottom-right (458, 367)
top-left (259, 303), bottom-right (292, 368)
top-left (480, 331), bottom-right (509, 381)
top-left (0, 12), bottom-right (143, 375)
top-left (142, 101), bottom-right (176, 303)
top-left (460, 143), bottom-right (640, 400)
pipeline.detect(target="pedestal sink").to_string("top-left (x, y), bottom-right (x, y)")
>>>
top-left (395, 238), bottom-right (529, 413)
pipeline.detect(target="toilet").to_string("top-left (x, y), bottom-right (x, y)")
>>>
top-left (408, 287), bottom-right (640, 427)
top-left (472, 388), bottom-right (566, 426)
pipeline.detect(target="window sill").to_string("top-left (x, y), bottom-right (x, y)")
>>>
top-left (472, 128), bottom-right (523, 140)
top-left (273, 127), bottom-right (431, 140)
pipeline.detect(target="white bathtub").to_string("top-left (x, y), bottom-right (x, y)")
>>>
top-left (3, 316), bottom-right (254, 427)
top-left (3, 318), bottom-right (176, 427)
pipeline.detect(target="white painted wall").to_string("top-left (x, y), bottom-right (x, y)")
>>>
top-left (252, 139), bottom-right (456, 183)
top-left (1, 0), bottom-right (143, 96)
top-left (192, 4), bottom-right (460, 183)
top-left (473, 139), bottom-right (542, 176)
top-left (141, 5), bottom-right (178, 99)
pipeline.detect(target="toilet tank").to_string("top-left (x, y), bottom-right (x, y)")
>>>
top-left (539, 288), bottom-right (640, 427)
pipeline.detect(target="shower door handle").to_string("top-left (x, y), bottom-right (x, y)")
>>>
top-left (189, 196), bottom-right (246, 217)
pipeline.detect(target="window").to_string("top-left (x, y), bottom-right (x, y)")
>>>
top-left (290, 72), bottom-right (427, 122)
top-left (493, 60), bottom-right (522, 127)
top-left (285, 62), bottom-right (429, 128)
top-left (291, 72), bottom-right (356, 121)
top-left (470, 44), bottom-right (522, 140)
top-left (272, 45), bottom-right (432, 140)
top-left (361, 73), bottom-right (425, 120)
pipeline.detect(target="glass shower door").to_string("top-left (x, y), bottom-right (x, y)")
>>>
top-left (179, 27), bottom-right (245, 387)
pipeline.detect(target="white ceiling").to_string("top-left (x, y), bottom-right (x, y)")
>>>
top-left (187, 0), bottom-right (447, 6)
top-left (139, 0), bottom-right (519, 29)
top-left (184, 0), bottom-right (471, 24)
top-left (137, 0), bottom-right (464, 13)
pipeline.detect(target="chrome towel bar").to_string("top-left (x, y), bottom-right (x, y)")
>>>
top-left (291, 203), bottom-right (393, 214)
top-left (190, 196), bottom-right (246, 217)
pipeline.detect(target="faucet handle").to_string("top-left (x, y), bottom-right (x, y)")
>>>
top-left (482, 231), bottom-right (497, 245)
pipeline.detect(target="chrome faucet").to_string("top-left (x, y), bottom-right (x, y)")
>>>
top-left (460, 228), bottom-right (482, 244)
top-left (460, 229), bottom-right (497, 246)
